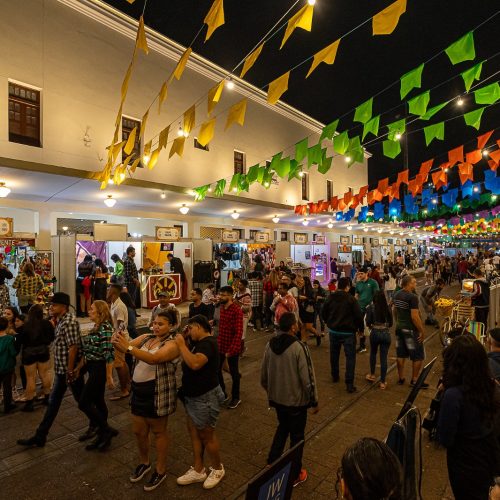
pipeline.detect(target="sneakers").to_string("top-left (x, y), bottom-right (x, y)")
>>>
top-left (129, 463), bottom-right (152, 483)
top-left (203, 465), bottom-right (225, 489)
top-left (228, 399), bottom-right (241, 409)
top-left (357, 347), bottom-right (367, 353)
top-left (177, 466), bottom-right (207, 485)
top-left (143, 471), bottom-right (167, 492)
top-left (293, 468), bottom-right (308, 487)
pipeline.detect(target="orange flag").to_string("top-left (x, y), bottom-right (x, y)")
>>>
top-left (466, 149), bottom-right (482, 164)
top-left (488, 159), bottom-right (499, 171)
top-left (396, 169), bottom-right (409, 187)
top-left (408, 179), bottom-right (417, 197)
top-left (338, 199), bottom-right (346, 211)
top-left (372, 0), bottom-right (407, 35)
top-left (350, 195), bottom-right (360, 209)
top-left (432, 170), bottom-right (447, 190)
top-left (489, 149), bottom-right (500, 165)
top-left (377, 178), bottom-right (389, 196)
top-left (458, 163), bottom-right (474, 185)
top-left (367, 191), bottom-right (375, 205)
top-left (373, 190), bottom-right (384, 202)
top-left (439, 162), bottom-right (451, 172)
top-left (477, 130), bottom-right (493, 150)
top-left (448, 145), bottom-right (464, 166)
top-left (344, 191), bottom-right (353, 206)
top-left (358, 185), bottom-right (369, 199)
top-left (390, 182), bottom-right (401, 200)
top-left (330, 196), bottom-right (338, 211)
top-left (419, 159), bottom-right (433, 180)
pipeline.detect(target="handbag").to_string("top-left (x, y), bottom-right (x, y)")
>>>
top-left (422, 389), bottom-right (443, 439)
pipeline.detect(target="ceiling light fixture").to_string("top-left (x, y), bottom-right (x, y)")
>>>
top-left (0, 182), bottom-right (11, 198)
top-left (298, 171), bottom-right (304, 177)
top-left (160, 192), bottom-right (166, 199)
top-left (108, 179), bottom-right (115, 185)
top-left (302, 219), bottom-right (309, 226)
top-left (272, 215), bottom-right (280, 224)
top-left (104, 195), bottom-right (116, 208)
top-left (307, 0), bottom-right (316, 5)
top-left (347, 225), bottom-right (352, 230)
top-left (226, 77), bottom-right (235, 90)
top-left (62, 226), bottom-right (68, 231)
top-left (327, 223), bottom-right (334, 229)
top-left (377, 228), bottom-right (383, 233)
top-left (179, 204), bottom-right (189, 215)
top-left (363, 227), bottom-right (368, 232)
top-left (231, 210), bottom-right (240, 220)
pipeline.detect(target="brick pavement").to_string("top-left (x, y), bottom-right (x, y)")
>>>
top-left (0, 282), bottom-right (456, 499)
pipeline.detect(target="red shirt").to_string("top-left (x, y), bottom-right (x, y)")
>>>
top-left (217, 302), bottom-right (243, 357)
top-left (458, 260), bottom-right (468, 274)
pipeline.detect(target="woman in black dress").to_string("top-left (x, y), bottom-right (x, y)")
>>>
top-left (297, 276), bottom-right (320, 345)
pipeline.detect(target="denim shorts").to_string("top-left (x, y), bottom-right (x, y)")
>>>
top-left (184, 385), bottom-right (225, 429)
top-left (396, 329), bottom-right (425, 361)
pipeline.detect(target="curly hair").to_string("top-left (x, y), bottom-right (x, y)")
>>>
top-left (443, 334), bottom-right (498, 420)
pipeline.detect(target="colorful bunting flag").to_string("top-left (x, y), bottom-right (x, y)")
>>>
top-left (139, 110), bottom-right (149, 140)
top-left (320, 119), bottom-right (339, 141)
top-left (396, 170), bottom-right (409, 187)
top-left (281, 4), bottom-right (314, 49)
top-left (424, 122), bottom-right (444, 146)
top-left (333, 131), bottom-right (349, 155)
top-left (372, 0), bottom-right (407, 35)
top-left (383, 140), bottom-right (401, 159)
top-left (208, 80), bottom-right (224, 115)
top-left (408, 90), bottom-right (430, 116)
top-left (136, 16), bottom-right (149, 54)
top-left (420, 101), bottom-right (448, 121)
top-left (173, 48), bottom-right (192, 81)
top-left (197, 118), bottom-right (216, 147)
top-left (354, 97), bottom-right (373, 124)
top-left (362, 115), bottom-right (380, 140)
top-left (307, 144), bottom-right (323, 167)
top-left (445, 31), bottom-right (475, 65)
top-left (474, 82), bottom-right (500, 105)
top-left (267, 72), bottom-right (290, 104)
top-left (464, 107), bottom-right (485, 130)
top-left (274, 156), bottom-right (291, 178)
top-left (214, 179), bottom-right (226, 197)
top-left (478, 130), bottom-right (493, 150)
top-left (204, 0), bottom-right (225, 41)
top-left (123, 126), bottom-right (137, 155)
top-left (461, 61), bottom-right (483, 92)
top-left (240, 43), bottom-right (264, 79)
top-left (466, 149), bottom-right (482, 165)
top-left (306, 39), bottom-right (340, 78)
top-left (400, 63), bottom-right (424, 99)
top-left (121, 62), bottom-right (134, 102)
top-left (147, 149), bottom-right (160, 170)
top-left (318, 155), bottom-right (333, 174)
top-left (458, 163), bottom-right (474, 185)
top-left (387, 119), bottom-right (405, 141)
top-left (158, 126), bottom-right (170, 150)
top-left (158, 82), bottom-right (168, 113)
top-left (169, 136), bottom-right (185, 158)
top-left (225, 99), bottom-right (247, 130)
top-left (448, 145), bottom-right (464, 166)
top-left (295, 138), bottom-right (308, 163)
top-left (183, 104), bottom-right (196, 136)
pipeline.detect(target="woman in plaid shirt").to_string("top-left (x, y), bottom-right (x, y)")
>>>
top-left (113, 309), bottom-right (180, 492)
top-left (12, 262), bottom-right (44, 313)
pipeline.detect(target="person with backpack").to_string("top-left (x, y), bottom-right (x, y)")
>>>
top-left (419, 278), bottom-right (445, 327)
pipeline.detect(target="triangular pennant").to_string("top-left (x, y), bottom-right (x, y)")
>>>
top-left (333, 131), bottom-right (349, 155)
top-left (158, 82), bottom-right (168, 113)
top-left (400, 63), bottom-right (424, 99)
top-left (377, 178), bottom-right (389, 196)
top-left (169, 136), bottom-right (186, 158)
top-left (408, 90), bottom-right (430, 116)
top-left (354, 97), bottom-right (373, 124)
top-left (318, 155), bottom-right (332, 174)
top-left (362, 115), bottom-right (380, 140)
top-left (307, 144), bottom-right (323, 167)
top-left (121, 62), bottom-right (134, 102)
top-left (281, 4), bottom-right (314, 49)
top-left (130, 158), bottom-right (141, 174)
top-left (204, 0), bottom-right (225, 41)
top-left (474, 82), bottom-right (500, 105)
top-left (140, 110), bottom-right (149, 140)
top-left (240, 43), bottom-right (264, 79)
top-left (420, 101), bottom-right (448, 121)
top-left (448, 145), bottom-right (464, 166)
top-left (320, 119), bottom-right (339, 141)
top-left (465, 149), bottom-right (482, 165)
top-left (372, 0), bottom-right (407, 35)
top-left (461, 61), bottom-right (483, 92)
top-left (383, 140), bottom-right (401, 159)
top-left (183, 104), bottom-right (196, 136)
top-left (458, 162), bottom-right (474, 185)
top-left (274, 156), bottom-right (291, 178)
top-left (387, 118), bottom-right (405, 141)
top-left (477, 130), bottom-right (493, 150)
top-left (396, 169), bottom-right (409, 187)
top-left (123, 126), bottom-right (137, 155)
top-left (136, 16), bottom-right (149, 54)
top-left (197, 118), bottom-right (216, 147)
top-left (445, 31), bottom-right (475, 65)
top-left (423, 122), bottom-right (444, 146)
top-left (464, 107), bottom-right (485, 130)
top-left (173, 48), bottom-right (192, 81)
top-left (246, 165), bottom-right (260, 184)
top-left (214, 179), bottom-right (226, 197)
top-left (225, 99), bottom-right (247, 130)
top-left (267, 72), bottom-right (290, 105)
top-left (295, 138), bottom-right (308, 162)
top-left (306, 39), bottom-right (340, 78)
top-left (147, 149), bottom-right (160, 170)
top-left (208, 80), bottom-right (224, 115)
top-left (159, 126), bottom-right (170, 150)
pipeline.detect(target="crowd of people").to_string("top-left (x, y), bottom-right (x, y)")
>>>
top-left (0, 247), bottom-right (499, 496)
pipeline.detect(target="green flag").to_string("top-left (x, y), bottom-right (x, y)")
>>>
top-left (408, 90), bottom-right (430, 116)
top-left (214, 179), bottom-right (226, 197)
top-left (261, 169), bottom-right (273, 189)
top-left (353, 97), bottom-right (373, 124)
top-left (288, 159), bottom-right (301, 181)
top-left (461, 61), bottom-right (483, 92)
top-left (295, 138), bottom-right (308, 163)
top-left (194, 184), bottom-right (210, 201)
top-left (445, 31), bottom-right (475, 65)
top-left (246, 164), bottom-right (260, 183)
top-left (347, 136), bottom-right (364, 164)
top-left (318, 154), bottom-right (333, 174)
top-left (383, 140), bottom-right (401, 159)
top-left (308, 144), bottom-right (323, 167)
top-left (273, 156), bottom-right (291, 178)
top-left (400, 63), bottom-right (424, 99)
top-left (256, 166), bottom-right (266, 184)
top-left (387, 118), bottom-right (405, 141)
top-left (229, 173), bottom-right (241, 192)
top-left (464, 107), bottom-right (485, 130)
top-left (420, 101), bottom-right (448, 121)
top-left (269, 152), bottom-right (283, 173)
top-left (362, 115), bottom-right (380, 140)
top-left (333, 130), bottom-right (349, 155)
top-left (424, 122), bottom-right (445, 146)
top-left (474, 82), bottom-right (500, 105)
top-left (320, 119), bottom-right (339, 141)
top-left (237, 175), bottom-right (250, 194)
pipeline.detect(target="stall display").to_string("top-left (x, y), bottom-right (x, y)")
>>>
top-left (247, 243), bottom-right (275, 270)
top-left (145, 273), bottom-right (182, 307)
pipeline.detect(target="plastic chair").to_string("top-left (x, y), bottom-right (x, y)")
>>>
top-left (466, 321), bottom-right (486, 345)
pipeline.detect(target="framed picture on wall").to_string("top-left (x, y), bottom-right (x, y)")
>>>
top-left (396, 239), bottom-right (402, 245)
top-left (372, 238), bottom-right (379, 247)
top-left (294, 233), bottom-right (308, 244)
top-left (353, 237), bottom-right (362, 245)
top-left (340, 235), bottom-right (350, 245)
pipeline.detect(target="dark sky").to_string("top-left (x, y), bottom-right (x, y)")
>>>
top-left (104, 0), bottom-right (500, 189)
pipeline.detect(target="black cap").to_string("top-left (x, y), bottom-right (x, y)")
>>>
top-left (51, 292), bottom-right (71, 307)
top-left (359, 266), bottom-right (369, 273)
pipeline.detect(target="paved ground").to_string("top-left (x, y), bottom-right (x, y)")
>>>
top-left (0, 281), bottom-right (456, 499)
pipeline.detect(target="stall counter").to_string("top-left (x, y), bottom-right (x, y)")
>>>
top-left (143, 273), bottom-right (182, 307)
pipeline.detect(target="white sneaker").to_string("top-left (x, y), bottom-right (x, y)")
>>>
top-left (177, 466), bottom-right (207, 485)
top-left (203, 465), bottom-right (225, 489)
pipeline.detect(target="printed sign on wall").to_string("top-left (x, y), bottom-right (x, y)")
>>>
top-left (156, 227), bottom-right (180, 241)
top-left (0, 218), bottom-right (13, 237)
top-left (294, 233), bottom-right (308, 244)
top-left (255, 232), bottom-right (270, 243)
top-left (222, 230), bottom-right (240, 243)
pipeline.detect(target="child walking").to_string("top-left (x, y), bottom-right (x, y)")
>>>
top-left (0, 316), bottom-right (18, 413)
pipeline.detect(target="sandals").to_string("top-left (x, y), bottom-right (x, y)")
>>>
top-left (379, 382), bottom-right (387, 390)
top-left (365, 374), bottom-right (376, 383)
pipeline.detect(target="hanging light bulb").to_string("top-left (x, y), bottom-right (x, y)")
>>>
top-left (0, 182), bottom-right (11, 197)
top-left (160, 192), bottom-right (166, 199)
top-left (231, 210), bottom-right (240, 220)
top-left (264, 181), bottom-right (270, 188)
top-left (457, 97), bottom-right (464, 106)
top-left (108, 179), bottom-right (115, 185)
top-left (482, 150), bottom-right (489, 157)
top-left (119, 172), bottom-right (126, 182)
top-left (177, 123), bottom-right (184, 137)
top-left (302, 219), bottom-right (309, 226)
top-left (208, 186), bottom-right (213, 192)
top-left (395, 133), bottom-right (402, 140)
top-left (272, 215), bottom-right (280, 224)
top-left (104, 195), bottom-right (116, 208)
top-left (179, 204), bottom-right (189, 215)
top-left (226, 77), bottom-right (235, 90)
top-left (473, 186), bottom-right (480, 193)
top-left (298, 171), bottom-right (304, 177)
top-left (327, 223), bottom-right (334, 229)
top-left (307, 0), bottom-right (316, 5)
top-left (142, 153), bottom-right (151, 166)
top-left (345, 156), bottom-right (352, 163)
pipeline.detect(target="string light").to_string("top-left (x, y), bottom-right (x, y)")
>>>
top-left (298, 171), bottom-right (304, 177)
top-left (395, 133), bottom-right (402, 140)
top-left (142, 154), bottom-right (151, 166)
top-left (327, 222), bottom-right (334, 229)
top-left (264, 181), bottom-right (270, 188)
top-left (226, 78), bottom-right (235, 90)
top-left (307, 0), bottom-right (316, 5)
top-left (473, 186), bottom-right (480, 193)
top-left (108, 179), bottom-right (115, 185)
top-left (177, 123), bottom-right (184, 137)
top-left (345, 156), bottom-right (352, 163)
top-left (482, 150), bottom-right (489, 157)
top-left (457, 97), bottom-right (464, 106)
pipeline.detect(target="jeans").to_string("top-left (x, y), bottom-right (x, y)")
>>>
top-left (314, 304), bottom-right (325, 331)
top-left (267, 405), bottom-right (307, 479)
top-left (263, 295), bottom-right (273, 328)
top-left (0, 370), bottom-right (13, 411)
top-left (218, 355), bottom-right (240, 400)
top-left (369, 329), bottom-right (391, 383)
top-left (78, 360), bottom-right (109, 432)
top-left (36, 373), bottom-right (88, 439)
top-left (251, 306), bottom-right (263, 330)
top-left (329, 332), bottom-right (356, 384)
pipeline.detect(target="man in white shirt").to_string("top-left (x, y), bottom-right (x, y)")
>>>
top-left (107, 284), bottom-right (130, 401)
top-left (148, 290), bottom-right (181, 332)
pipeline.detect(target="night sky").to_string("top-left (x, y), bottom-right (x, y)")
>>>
top-left (104, 0), bottom-right (500, 189)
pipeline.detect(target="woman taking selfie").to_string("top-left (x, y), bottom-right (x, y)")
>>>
top-left (113, 309), bottom-right (180, 492)
top-left (437, 334), bottom-right (500, 500)
top-left (175, 315), bottom-right (225, 490)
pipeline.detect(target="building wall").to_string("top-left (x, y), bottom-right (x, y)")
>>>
top-left (0, 0), bottom-right (367, 209)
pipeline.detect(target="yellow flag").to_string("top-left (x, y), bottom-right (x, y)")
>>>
top-left (306, 39), bottom-right (340, 78)
top-left (240, 43), bottom-right (264, 79)
top-left (267, 72), bottom-right (290, 105)
top-left (198, 118), bottom-right (216, 147)
top-left (173, 48), bottom-right (192, 81)
top-left (144, 140), bottom-right (152, 160)
top-left (136, 16), bottom-right (149, 54)
top-left (204, 0), bottom-right (225, 41)
top-left (372, 0), bottom-right (407, 35)
top-left (126, 0), bottom-right (135, 3)
top-left (121, 62), bottom-right (134, 101)
top-left (208, 80), bottom-right (224, 115)
top-left (122, 154), bottom-right (133, 169)
top-left (140, 110), bottom-right (149, 140)
top-left (225, 99), bottom-right (247, 130)
top-left (159, 126), bottom-right (170, 150)
top-left (130, 157), bottom-right (141, 173)
top-left (124, 126), bottom-right (137, 155)
top-left (280, 4), bottom-right (314, 49)
top-left (183, 104), bottom-right (196, 136)
top-left (112, 140), bottom-right (126, 162)
top-left (169, 137), bottom-right (186, 158)
top-left (148, 149), bottom-right (160, 170)
top-left (158, 82), bottom-right (168, 113)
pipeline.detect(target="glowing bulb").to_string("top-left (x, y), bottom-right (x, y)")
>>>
top-left (327, 223), bottom-right (334, 229)
top-left (0, 183), bottom-right (11, 198)
top-left (231, 210), bottom-right (240, 220)
top-left (177, 124), bottom-right (184, 137)
top-left (142, 154), bottom-right (150, 166)
top-left (108, 179), bottom-right (115, 185)
top-left (208, 187), bottom-right (213, 192)
top-left (307, 0), bottom-right (316, 5)
top-left (457, 98), bottom-right (464, 106)
top-left (482, 150), bottom-right (488, 157)
top-left (423, 209), bottom-right (428, 214)
top-left (226, 78), bottom-right (235, 90)
top-left (302, 219), bottom-right (309, 226)
top-left (390, 231), bottom-right (395, 235)
top-left (432, 199), bottom-right (438, 204)
top-left (444, 168), bottom-right (449, 173)
top-left (492, 195), bottom-right (498, 201)
top-left (179, 204), bottom-right (189, 215)
top-left (119, 173), bottom-right (126, 182)
top-left (298, 171), bottom-right (304, 177)
top-left (395, 133), bottom-right (402, 140)
top-left (272, 216), bottom-right (280, 224)
top-left (363, 228), bottom-right (368, 232)
top-left (160, 192), bottom-right (166, 199)
top-left (264, 181), bottom-right (270, 188)
top-left (345, 156), bottom-right (352, 163)
top-left (377, 229), bottom-right (383, 233)
top-left (347, 225), bottom-right (352, 230)
top-left (473, 186), bottom-right (479, 193)
top-left (457, 204), bottom-right (461, 208)
top-left (62, 226), bottom-right (68, 231)
top-left (232, 187), bottom-right (238, 192)
top-left (104, 195), bottom-right (116, 208)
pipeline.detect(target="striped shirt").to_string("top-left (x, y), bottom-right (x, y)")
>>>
top-left (82, 321), bottom-right (114, 363)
